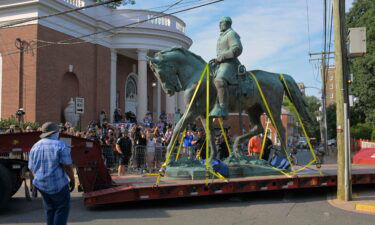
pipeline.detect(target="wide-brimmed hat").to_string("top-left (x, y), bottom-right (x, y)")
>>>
top-left (40, 122), bottom-right (59, 138)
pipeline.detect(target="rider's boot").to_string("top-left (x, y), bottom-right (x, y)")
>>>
top-left (210, 79), bottom-right (229, 119)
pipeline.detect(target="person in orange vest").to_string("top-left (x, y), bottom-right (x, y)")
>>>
top-left (248, 135), bottom-right (262, 157)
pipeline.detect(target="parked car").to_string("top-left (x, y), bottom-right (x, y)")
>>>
top-left (327, 139), bottom-right (336, 146)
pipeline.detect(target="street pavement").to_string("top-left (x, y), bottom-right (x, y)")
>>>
top-left (1, 149), bottom-right (374, 225)
top-left (1, 184), bottom-right (375, 225)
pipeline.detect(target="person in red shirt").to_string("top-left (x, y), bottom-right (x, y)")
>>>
top-left (248, 135), bottom-right (262, 157)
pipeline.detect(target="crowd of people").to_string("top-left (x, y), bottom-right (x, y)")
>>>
top-left (2, 109), bottom-right (282, 176)
top-left (65, 109), bottom-right (232, 176)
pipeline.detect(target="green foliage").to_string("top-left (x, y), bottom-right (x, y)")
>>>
top-left (326, 104), bottom-right (337, 139)
top-left (94, 0), bottom-right (135, 9)
top-left (346, 0), bottom-right (375, 125)
top-left (372, 129), bottom-right (375, 140)
top-left (303, 96), bottom-right (321, 140)
top-left (350, 123), bottom-right (373, 140)
top-left (0, 116), bottom-right (39, 131)
top-left (282, 95), bottom-right (321, 140)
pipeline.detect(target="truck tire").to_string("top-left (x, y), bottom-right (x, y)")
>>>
top-left (0, 164), bottom-right (12, 208)
top-left (11, 172), bottom-right (22, 197)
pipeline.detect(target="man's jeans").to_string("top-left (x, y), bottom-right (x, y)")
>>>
top-left (39, 185), bottom-right (70, 225)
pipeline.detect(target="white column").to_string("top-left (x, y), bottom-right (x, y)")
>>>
top-left (110, 49), bottom-right (117, 123)
top-left (156, 80), bottom-right (161, 119)
top-left (0, 53), bottom-right (2, 118)
top-left (166, 94), bottom-right (176, 123)
top-left (177, 92), bottom-right (185, 113)
top-left (136, 49), bottom-right (148, 123)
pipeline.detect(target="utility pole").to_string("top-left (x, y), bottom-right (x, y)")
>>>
top-left (321, 0), bottom-right (329, 156)
top-left (15, 38), bottom-right (28, 125)
top-left (333, 0), bottom-right (352, 201)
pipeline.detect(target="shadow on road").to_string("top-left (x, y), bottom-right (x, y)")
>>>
top-left (0, 187), bottom-right (336, 224)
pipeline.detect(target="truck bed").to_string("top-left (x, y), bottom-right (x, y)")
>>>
top-left (83, 164), bottom-right (375, 206)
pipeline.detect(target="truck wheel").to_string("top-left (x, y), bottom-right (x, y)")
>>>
top-left (0, 164), bottom-right (12, 208)
top-left (11, 172), bottom-right (22, 197)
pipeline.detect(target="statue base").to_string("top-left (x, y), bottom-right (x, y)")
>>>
top-left (164, 158), bottom-right (207, 180)
top-left (225, 154), bottom-right (284, 177)
top-left (163, 155), bottom-right (285, 180)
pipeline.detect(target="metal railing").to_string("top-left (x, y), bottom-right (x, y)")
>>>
top-left (61, 0), bottom-right (86, 8)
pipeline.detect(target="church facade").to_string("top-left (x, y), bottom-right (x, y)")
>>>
top-left (0, 0), bottom-right (191, 127)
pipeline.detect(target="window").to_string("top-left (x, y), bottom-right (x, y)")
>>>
top-left (329, 74), bottom-right (334, 80)
top-left (330, 93), bottom-right (334, 99)
top-left (330, 83), bottom-right (333, 89)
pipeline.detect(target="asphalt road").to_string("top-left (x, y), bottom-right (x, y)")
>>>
top-left (1, 185), bottom-right (374, 225)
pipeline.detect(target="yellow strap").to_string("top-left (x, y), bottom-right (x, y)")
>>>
top-left (259, 120), bottom-right (270, 160)
top-left (249, 72), bottom-right (295, 174)
top-left (156, 65), bottom-right (209, 186)
top-left (279, 74), bottom-right (323, 175)
top-left (207, 167), bottom-right (228, 182)
top-left (195, 139), bottom-right (206, 160)
top-left (218, 118), bottom-right (231, 155)
top-left (175, 129), bottom-right (187, 161)
top-left (156, 132), bottom-right (179, 185)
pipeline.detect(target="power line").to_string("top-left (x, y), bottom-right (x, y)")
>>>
top-left (305, 0), bottom-right (312, 53)
top-left (35, 0), bottom-right (186, 46)
top-left (2, 0), bottom-right (224, 57)
top-left (326, 4), bottom-right (334, 68)
top-left (36, 0), bottom-right (202, 46)
top-left (0, 0), bottom-right (122, 29)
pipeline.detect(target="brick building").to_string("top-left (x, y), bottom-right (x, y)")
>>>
top-left (0, 0), bottom-right (191, 127)
top-left (214, 108), bottom-right (298, 147)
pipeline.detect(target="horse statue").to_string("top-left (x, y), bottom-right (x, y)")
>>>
top-left (148, 47), bottom-right (313, 162)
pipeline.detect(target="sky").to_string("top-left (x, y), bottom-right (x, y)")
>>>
top-left (124, 0), bottom-right (355, 97)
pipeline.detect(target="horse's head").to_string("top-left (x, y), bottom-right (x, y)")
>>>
top-left (148, 50), bottom-right (183, 96)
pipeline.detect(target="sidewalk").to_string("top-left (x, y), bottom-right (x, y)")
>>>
top-left (328, 187), bottom-right (375, 215)
top-left (323, 149), bottom-right (375, 215)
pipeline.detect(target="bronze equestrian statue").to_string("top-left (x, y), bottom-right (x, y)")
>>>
top-left (147, 18), bottom-right (313, 164)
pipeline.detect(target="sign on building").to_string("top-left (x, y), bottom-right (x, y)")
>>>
top-left (75, 97), bottom-right (84, 114)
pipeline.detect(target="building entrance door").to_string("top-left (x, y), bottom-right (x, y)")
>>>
top-left (125, 75), bottom-right (137, 115)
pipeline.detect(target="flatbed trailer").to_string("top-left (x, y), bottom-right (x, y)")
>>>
top-left (84, 164), bottom-right (375, 206)
top-left (1, 132), bottom-right (375, 208)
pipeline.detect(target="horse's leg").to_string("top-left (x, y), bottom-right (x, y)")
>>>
top-left (273, 115), bottom-right (288, 156)
top-left (165, 111), bottom-right (195, 165)
top-left (233, 107), bottom-right (264, 153)
top-left (200, 116), bottom-right (217, 162)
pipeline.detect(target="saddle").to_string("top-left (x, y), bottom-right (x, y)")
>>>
top-left (229, 65), bottom-right (254, 98)
top-left (209, 62), bottom-right (254, 97)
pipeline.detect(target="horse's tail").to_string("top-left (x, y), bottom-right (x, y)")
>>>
top-left (281, 75), bottom-right (314, 128)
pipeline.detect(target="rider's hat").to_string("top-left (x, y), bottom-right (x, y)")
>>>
top-left (220, 16), bottom-right (232, 25)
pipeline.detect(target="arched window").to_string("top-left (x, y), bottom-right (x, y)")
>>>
top-left (126, 76), bottom-right (137, 100)
top-left (125, 74), bottom-right (137, 114)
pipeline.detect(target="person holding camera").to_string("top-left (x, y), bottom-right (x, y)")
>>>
top-left (28, 122), bottom-right (75, 225)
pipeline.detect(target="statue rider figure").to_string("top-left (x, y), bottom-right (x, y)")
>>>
top-left (210, 16), bottom-right (243, 119)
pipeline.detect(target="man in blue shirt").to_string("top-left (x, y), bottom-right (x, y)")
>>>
top-left (28, 122), bottom-right (75, 225)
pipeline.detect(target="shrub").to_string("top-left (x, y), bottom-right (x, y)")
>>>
top-left (0, 116), bottom-right (39, 131)
top-left (350, 123), bottom-right (373, 140)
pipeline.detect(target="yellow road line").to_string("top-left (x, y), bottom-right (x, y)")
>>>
top-left (355, 204), bottom-right (375, 213)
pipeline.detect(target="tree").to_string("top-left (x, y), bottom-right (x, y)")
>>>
top-left (303, 96), bottom-right (321, 141)
top-left (346, 0), bottom-right (375, 125)
top-left (326, 104), bottom-right (337, 139)
top-left (282, 95), bottom-right (321, 140)
top-left (351, 123), bottom-right (373, 140)
top-left (94, 0), bottom-right (135, 9)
